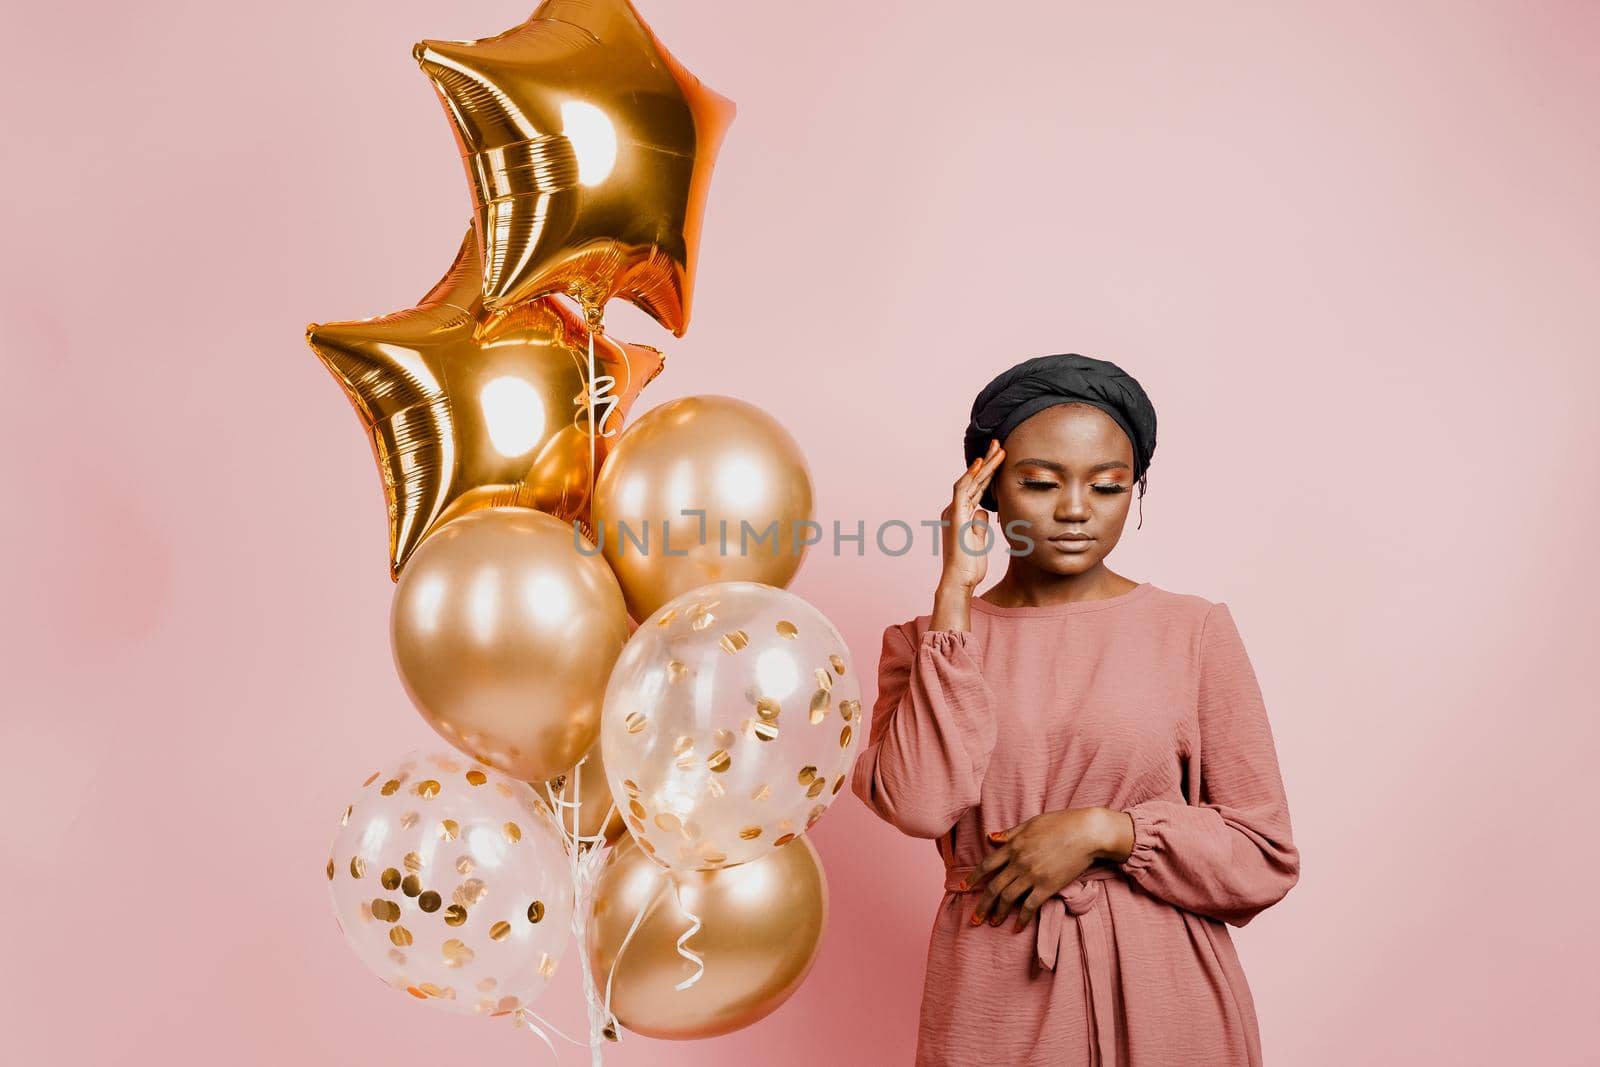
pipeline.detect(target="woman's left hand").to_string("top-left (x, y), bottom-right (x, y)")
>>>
top-left (964, 808), bottom-right (1131, 931)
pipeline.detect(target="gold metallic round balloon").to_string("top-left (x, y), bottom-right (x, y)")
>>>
top-left (391, 508), bottom-right (631, 781)
top-left (307, 226), bottom-right (664, 579)
top-left (587, 834), bottom-right (827, 1040)
top-left (591, 396), bottom-right (815, 620)
top-left (414, 0), bottom-right (735, 335)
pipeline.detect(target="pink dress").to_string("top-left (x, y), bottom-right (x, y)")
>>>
top-left (850, 582), bottom-right (1299, 1066)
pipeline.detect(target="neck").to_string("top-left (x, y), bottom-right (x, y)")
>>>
top-left (982, 561), bottom-right (1138, 608)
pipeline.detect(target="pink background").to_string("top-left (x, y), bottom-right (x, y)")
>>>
top-left (3, 1), bottom-right (1596, 1063)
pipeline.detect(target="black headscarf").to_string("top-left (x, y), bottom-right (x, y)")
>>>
top-left (963, 353), bottom-right (1157, 513)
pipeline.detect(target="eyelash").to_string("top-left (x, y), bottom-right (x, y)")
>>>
top-left (1021, 480), bottom-right (1129, 494)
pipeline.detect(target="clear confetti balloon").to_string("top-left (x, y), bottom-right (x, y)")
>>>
top-left (327, 751), bottom-right (574, 1016)
top-left (600, 581), bottom-right (865, 871)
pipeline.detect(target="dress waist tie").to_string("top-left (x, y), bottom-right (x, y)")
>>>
top-left (945, 863), bottom-right (1122, 1067)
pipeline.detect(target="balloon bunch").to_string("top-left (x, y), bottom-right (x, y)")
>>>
top-left (309, 2), bottom-right (862, 1058)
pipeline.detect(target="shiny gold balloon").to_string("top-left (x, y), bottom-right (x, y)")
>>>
top-left (542, 743), bottom-right (627, 847)
top-left (591, 396), bottom-right (815, 620)
top-left (587, 834), bottom-right (827, 1040)
top-left (391, 507), bottom-right (631, 781)
top-left (307, 227), bottom-right (665, 578)
top-left (414, 0), bottom-right (735, 335)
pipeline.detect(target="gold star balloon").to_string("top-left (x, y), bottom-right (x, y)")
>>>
top-left (414, 0), bottom-right (735, 336)
top-left (307, 227), bottom-right (665, 579)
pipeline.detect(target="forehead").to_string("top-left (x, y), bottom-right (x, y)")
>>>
top-left (1004, 403), bottom-right (1133, 461)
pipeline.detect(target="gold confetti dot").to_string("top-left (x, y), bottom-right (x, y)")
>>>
top-left (832, 775), bottom-right (846, 795)
top-left (719, 629), bottom-right (750, 654)
top-left (773, 833), bottom-right (796, 847)
top-left (753, 720), bottom-right (779, 742)
top-left (362, 771), bottom-right (381, 787)
top-left (465, 769), bottom-right (487, 786)
top-left (538, 953), bottom-right (557, 978)
top-left (456, 855), bottom-right (474, 875)
top-left (349, 857), bottom-right (366, 879)
top-left (439, 819), bottom-right (459, 841)
top-left (667, 660), bottom-right (687, 683)
top-left (626, 814), bottom-right (645, 835)
top-left (441, 938), bottom-right (474, 969)
top-left (415, 779), bottom-right (441, 799)
top-left (371, 899), bottom-right (401, 922)
top-left (496, 995), bottom-right (522, 1014)
top-left (503, 822), bottom-right (522, 843)
top-left (840, 724), bottom-right (854, 748)
top-left (625, 712), bottom-right (648, 734)
top-left (340, 804), bottom-right (352, 826)
top-left (495, 781), bottom-right (515, 797)
top-left (673, 735), bottom-right (694, 756)
top-left (419, 982), bottom-right (454, 999)
top-left (388, 949), bottom-right (407, 966)
top-left (707, 749), bottom-right (731, 773)
top-left (706, 776), bottom-right (725, 798)
top-left (690, 609), bottom-right (715, 631)
top-left (622, 778), bottom-right (640, 797)
top-left (776, 620), bottom-right (798, 639)
top-left (400, 810), bottom-right (419, 829)
top-left (380, 779), bottom-right (402, 796)
top-left (751, 783), bottom-right (770, 802)
top-left (490, 921), bottom-right (511, 942)
top-left (809, 689), bottom-right (830, 724)
top-left (755, 697), bottom-right (781, 721)
top-left (401, 874), bottom-right (422, 897)
top-left (806, 778), bottom-right (826, 798)
top-left (430, 754), bottom-right (462, 772)
top-left (638, 837), bottom-right (656, 855)
top-left (675, 753), bottom-right (696, 771)
top-left (418, 891), bottom-right (441, 913)
top-left (325, 859), bottom-right (334, 880)
top-left (628, 798), bottom-right (646, 820)
top-left (453, 879), bottom-right (487, 908)
top-left (830, 654), bottom-right (847, 675)
top-left (390, 926), bottom-right (413, 947)
top-left (381, 868), bottom-right (401, 890)
top-left (477, 977), bottom-right (498, 992)
top-left (654, 812), bottom-right (682, 834)
top-left (527, 900), bottom-right (545, 924)
top-left (712, 727), bottom-right (735, 748)
top-left (444, 904), bottom-right (468, 926)
top-left (656, 608), bottom-right (678, 628)
top-left (739, 825), bottom-right (763, 840)
top-left (814, 667), bottom-right (833, 692)
top-left (797, 765), bottom-right (817, 786)
top-left (701, 849), bottom-right (727, 866)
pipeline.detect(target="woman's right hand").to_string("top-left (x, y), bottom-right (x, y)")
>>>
top-left (939, 438), bottom-right (1006, 595)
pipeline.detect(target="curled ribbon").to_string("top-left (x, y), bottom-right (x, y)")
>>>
top-left (669, 878), bottom-right (705, 991)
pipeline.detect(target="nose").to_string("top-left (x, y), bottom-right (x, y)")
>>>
top-left (1055, 483), bottom-right (1091, 523)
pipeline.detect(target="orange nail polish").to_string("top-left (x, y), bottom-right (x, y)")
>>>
top-left (958, 879), bottom-right (969, 891)
top-left (970, 912), bottom-right (982, 926)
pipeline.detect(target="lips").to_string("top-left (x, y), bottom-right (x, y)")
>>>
top-left (1048, 534), bottom-right (1093, 542)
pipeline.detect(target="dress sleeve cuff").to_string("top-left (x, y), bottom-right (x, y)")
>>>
top-left (1118, 804), bottom-right (1162, 875)
top-left (920, 628), bottom-right (982, 659)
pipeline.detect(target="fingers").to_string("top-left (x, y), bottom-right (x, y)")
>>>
top-left (955, 439), bottom-right (1003, 492)
top-left (971, 867), bottom-right (1021, 925)
top-left (971, 842), bottom-right (1011, 882)
top-left (1014, 887), bottom-right (1049, 931)
top-left (988, 877), bottom-right (1033, 926)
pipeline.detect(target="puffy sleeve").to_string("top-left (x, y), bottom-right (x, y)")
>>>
top-left (849, 623), bottom-right (999, 840)
top-left (1117, 603), bottom-right (1300, 926)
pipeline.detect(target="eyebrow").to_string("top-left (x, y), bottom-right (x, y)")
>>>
top-left (1012, 458), bottom-right (1131, 474)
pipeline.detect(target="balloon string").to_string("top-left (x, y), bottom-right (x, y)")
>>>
top-left (514, 1005), bottom-right (588, 1058)
top-left (670, 879), bottom-right (705, 991)
top-left (586, 319), bottom-right (597, 517)
top-left (603, 877), bottom-right (666, 1027)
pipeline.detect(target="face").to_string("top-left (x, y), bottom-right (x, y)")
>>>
top-left (990, 403), bottom-right (1136, 575)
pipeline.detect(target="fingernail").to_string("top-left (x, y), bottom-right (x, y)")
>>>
top-left (989, 916), bottom-right (1002, 926)
top-left (958, 879), bottom-right (969, 891)
top-left (987, 831), bottom-right (1003, 841)
top-left (970, 913), bottom-right (982, 926)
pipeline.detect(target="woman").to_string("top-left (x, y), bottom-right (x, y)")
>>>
top-left (850, 353), bottom-right (1300, 1066)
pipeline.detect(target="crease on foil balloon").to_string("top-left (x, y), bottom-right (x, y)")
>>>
top-left (669, 879), bottom-right (705, 991)
top-left (545, 756), bottom-right (625, 1064)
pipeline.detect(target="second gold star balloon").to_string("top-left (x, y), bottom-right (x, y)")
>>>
top-left (414, 0), bottom-right (735, 335)
top-left (307, 227), bottom-right (665, 578)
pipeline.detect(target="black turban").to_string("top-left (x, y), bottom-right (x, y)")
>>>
top-left (963, 353), bottom-right (1157, 512)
